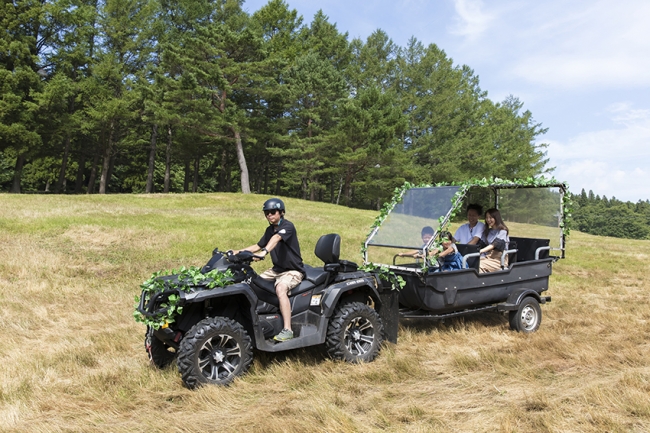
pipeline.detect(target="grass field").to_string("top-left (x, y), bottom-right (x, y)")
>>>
top-left (0, 193), bottom-right (649, 433)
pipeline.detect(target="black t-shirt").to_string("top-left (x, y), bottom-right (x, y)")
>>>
top-left (258, 218), bottom-right (305, 276)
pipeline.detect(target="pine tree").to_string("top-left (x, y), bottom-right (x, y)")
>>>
top-left (0, 0), bottom-right (48, 192)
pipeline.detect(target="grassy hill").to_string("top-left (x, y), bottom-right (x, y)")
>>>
top-left (1, 193), bottom-right (649, 432)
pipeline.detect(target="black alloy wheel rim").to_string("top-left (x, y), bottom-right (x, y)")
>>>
top-left (198, 333), bottom-right (242, 381)
top-left (344, 316), bottom-right (375, 356)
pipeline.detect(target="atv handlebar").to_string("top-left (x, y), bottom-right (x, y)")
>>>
top-left (225, 250), bottom-right (265, 263)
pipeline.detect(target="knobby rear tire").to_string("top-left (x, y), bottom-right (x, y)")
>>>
top-left (326, 301), bottom-right (383, 363)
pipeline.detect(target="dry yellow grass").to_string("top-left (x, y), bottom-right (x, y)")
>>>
top-left (0, 193), bottom-right (649, 433)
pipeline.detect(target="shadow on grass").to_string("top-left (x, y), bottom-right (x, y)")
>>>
top-left (399, 311), bottom-right (509, 333)
top-left (254, 311), bottom-right (511, 368)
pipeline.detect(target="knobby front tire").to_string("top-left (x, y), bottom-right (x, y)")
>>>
top-left (177, 317), bottom-right (253, 388)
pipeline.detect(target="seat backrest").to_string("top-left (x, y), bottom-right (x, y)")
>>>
top-left (509, 237), bottom-right (549, 262)
top-left (456, 243), bottom-right (480, 270)
top-left (315, 233), bottom-right (340, 265)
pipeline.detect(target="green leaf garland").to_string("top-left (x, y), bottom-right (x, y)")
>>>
top-left (133, 267), bottom-right (234, 329)
top-left (359, 263), bottom-right (406, 291)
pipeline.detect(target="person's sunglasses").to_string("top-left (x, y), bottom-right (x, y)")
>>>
top-left (264, 209), bottom-right (279, 216)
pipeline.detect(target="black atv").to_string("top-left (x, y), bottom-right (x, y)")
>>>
top-left (137, 233), bottom-right (399, 388)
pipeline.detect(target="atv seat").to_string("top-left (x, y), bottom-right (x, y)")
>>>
top-left (304, 264), bottom-right (328, 286)
top-left (251, 275), bottom-right (316, 297)
top-left (251, 276), bottom-right (315, 307)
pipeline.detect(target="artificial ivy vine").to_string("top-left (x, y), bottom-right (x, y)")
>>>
top-left (451, 176), bottom-right (572, 235)
top-left (360, 181), bottom-right (416, 256)
top-left (359, 263), bottom-right (406, 291)
top-left (426, 184), bottom-right (471, 269)
top-left (133, 266), bottom-right (234, 329)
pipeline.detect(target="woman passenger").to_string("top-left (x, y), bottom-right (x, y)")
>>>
top-left (478, 208), bottom-right (510, 273)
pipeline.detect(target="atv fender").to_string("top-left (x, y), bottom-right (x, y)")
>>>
top-left (181, 282), bottom-right (257, 305)
top-left (252, 275), bottom-right (384, 353)
top-left (180, 282), bottom-right (259, 324)
top-left (321, 275), bottom-right (382, 317)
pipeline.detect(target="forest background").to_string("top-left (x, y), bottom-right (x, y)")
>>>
top-left (1, 0), bottom-right (648, 239)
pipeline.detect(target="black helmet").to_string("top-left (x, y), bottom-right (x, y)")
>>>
top-left (262, 198), bottom-right (285, 213)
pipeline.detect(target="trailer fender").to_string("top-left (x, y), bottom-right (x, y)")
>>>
top-left (497, 289), bottom-right (551, 312)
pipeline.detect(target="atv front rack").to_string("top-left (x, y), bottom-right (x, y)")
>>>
top-left (137, 289), bottom-right (179, 317)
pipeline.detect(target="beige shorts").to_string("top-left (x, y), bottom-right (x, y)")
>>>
top-left (258, 269), bottom-right (304, 295)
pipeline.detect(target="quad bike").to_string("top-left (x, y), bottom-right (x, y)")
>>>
top-left (137, 234), bottom-right (399, 388)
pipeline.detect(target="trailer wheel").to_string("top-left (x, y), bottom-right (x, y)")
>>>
top-left (509, 297), bottom-right (542, 333)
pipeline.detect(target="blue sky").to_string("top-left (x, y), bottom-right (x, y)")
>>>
top-left (244, 0), bottom-right (650, 202)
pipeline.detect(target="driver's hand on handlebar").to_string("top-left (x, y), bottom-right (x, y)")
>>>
top-left (253, 249), bottom-right (267, 261)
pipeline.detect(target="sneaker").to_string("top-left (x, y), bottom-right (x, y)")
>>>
top-left (273, 328), bottom-right (293, 342)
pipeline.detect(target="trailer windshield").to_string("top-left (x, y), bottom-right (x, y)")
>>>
top-left (367, 186), bottom-right (461, 249)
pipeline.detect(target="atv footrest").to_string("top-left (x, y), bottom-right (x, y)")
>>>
top-left (257, 328), bottom-right (326, 352)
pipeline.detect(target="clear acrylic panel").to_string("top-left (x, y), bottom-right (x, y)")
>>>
top-left (368, 186), bottom-right (461, 248)
top-left (497, 187), bottom-right (563, 249)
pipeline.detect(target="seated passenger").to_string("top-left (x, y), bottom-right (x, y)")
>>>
top-left (453, 204), bottom-right (485, 245)
top-left (433, 231), bottom-right (464, 271)
top-left (398, 226), bottom-right (434, 259)
top-left (478, 208), bottom-right (510, 273)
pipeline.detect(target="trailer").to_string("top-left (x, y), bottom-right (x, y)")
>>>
top-left (363, 180), bottom-right (568, 332)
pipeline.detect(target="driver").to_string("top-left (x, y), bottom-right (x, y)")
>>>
top-left (232, 198), bottom-right (305, 342)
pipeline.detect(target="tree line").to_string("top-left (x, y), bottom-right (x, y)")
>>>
top-left (1, 0), bottom-right (550, 209)
top-left (572, 189), bottom-right (650, 240)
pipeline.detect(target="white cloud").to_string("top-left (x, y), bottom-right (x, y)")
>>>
top-left (547, 103), bottom-right (650, 201)
top-left (443, 0), bottom-right (650, 91)
top-left (506, 0), bottom-right (650, 89)
top-left (609, 103), bottom-right (650, 126)
top-left (449, 0), bottom-right (495, 40)
top-left (558, 161), bottom-right (648, 202)
top-left (512, 54), bottom-right (650, 90)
